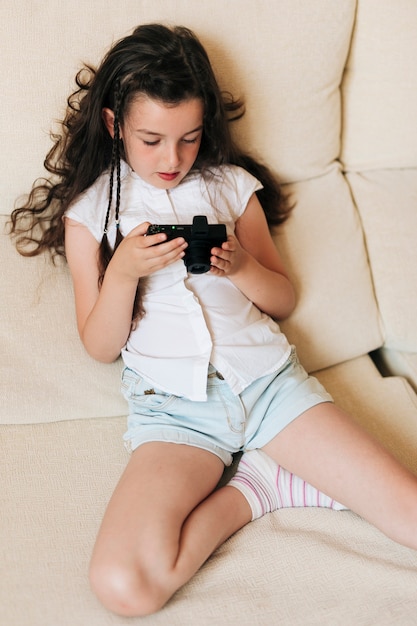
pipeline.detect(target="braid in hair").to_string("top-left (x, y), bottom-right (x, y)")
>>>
top-left (97, 81), bottom-right (145, 324)
top-left (98, 82), bottom-right (124, 287)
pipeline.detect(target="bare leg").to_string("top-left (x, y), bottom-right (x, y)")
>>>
top-left (262, 403), bottom-right (417, 550)
top-left (89, 442), bottom-right (252, 617)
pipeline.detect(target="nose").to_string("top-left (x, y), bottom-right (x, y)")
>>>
top-left (165, 143), bottom-right (181, 169)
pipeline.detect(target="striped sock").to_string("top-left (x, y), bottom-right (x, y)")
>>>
top-left (228, 449), bottom-right (347, 520)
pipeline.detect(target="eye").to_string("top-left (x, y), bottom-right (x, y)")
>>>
top-left (143, 139), bottom-right (160, 146)
top-left (182, 135), bottom-right (200, 145)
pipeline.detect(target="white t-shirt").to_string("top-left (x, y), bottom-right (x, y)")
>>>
top-left (66, 161), bottom-right (291, 400)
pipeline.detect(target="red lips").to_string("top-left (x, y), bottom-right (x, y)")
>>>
top-left (158, 172), bottom-right (180, 182)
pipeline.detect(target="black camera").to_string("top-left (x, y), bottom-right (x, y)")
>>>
top-left (146, 215), bottom-right (227, 274)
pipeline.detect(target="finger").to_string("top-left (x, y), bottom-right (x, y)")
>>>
top-left (210, 254), bottom-right (228, 270)
top-left (223, 236), bottom-right (236, 250)
top-left (209, 266), bottom-right (223, 276)
top-left (143, 231), bottom-right (168, 247)
top-left (212, 247), bottom-right (231, 262)
top-left (154, 237), bottom-right (187, 254)
top-left (146, 239), bottom-right (187, 267)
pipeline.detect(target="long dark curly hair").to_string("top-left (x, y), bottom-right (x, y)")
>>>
top-left (9, 24), bottom-right (291, 318)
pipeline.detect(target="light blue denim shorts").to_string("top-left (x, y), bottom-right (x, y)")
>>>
top-left (122, 347), bottom-right (333, 466)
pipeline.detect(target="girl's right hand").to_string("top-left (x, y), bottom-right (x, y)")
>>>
top-left (110, 222), bottom-right (188, 282)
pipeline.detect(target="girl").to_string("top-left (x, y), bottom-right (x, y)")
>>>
top-left (9, 24), bottom-right (417, 618)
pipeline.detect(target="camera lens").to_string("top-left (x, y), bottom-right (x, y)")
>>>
top-left (185, 241), bottom-right (211, 274)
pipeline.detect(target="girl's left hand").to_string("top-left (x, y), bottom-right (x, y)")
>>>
top-left (209, 235), bottom-right (247, 277)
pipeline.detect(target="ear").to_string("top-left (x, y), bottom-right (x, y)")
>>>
top-left (102, 108), bottom-right (116, 138)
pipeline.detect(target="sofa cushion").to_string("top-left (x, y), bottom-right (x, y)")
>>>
top-left (0, 216), bottom-right (126, 425)
top-left (341, 0), bottom-right (417, 171)
top-left (1, 0), bottom-right (356, 209)
top-left (346, 170), bottom-right (417, 355)
top-left (221, 0), bottom-right (356, 184)
top-left (376, 348), bottom-right (417, 395)
top-left (277, 168), bottom-right (382, 373)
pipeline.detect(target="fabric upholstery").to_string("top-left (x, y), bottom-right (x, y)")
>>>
top-left (277, 168), bottom-right (382, 372)
top-left (341, 0), bottom-right (417, 171)
top-left (0, 217), bottom-right (126, 425)
top-left (1, 0), bottom-right (356, 209)
top-left (347, 170), bottom-right (417, 354)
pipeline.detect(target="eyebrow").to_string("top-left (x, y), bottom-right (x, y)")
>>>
top-left (137, 125), bottom-right (203, 137)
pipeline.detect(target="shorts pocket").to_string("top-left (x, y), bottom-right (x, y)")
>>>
top-left (121, 367), bottom-right (177, 412)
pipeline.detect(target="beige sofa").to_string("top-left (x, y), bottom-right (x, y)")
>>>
top-left (2, 1), bottom-right (417, 624)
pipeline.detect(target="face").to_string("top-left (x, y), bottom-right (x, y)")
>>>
top-left (103, 96), bottom-right (204, 190)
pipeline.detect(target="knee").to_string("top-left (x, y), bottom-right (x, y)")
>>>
top-left (89, 556), bottom-right (170, 617)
